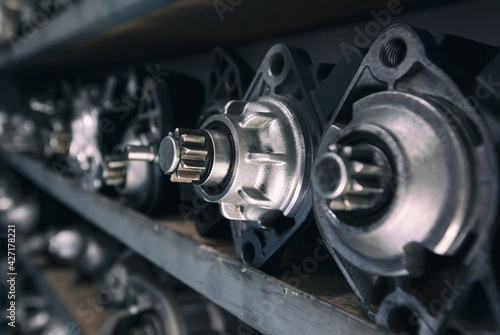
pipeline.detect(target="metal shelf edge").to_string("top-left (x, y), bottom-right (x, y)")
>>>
top-left (2, 151), bottom-right (385, 335)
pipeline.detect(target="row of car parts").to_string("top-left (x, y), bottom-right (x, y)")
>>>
top-left (0, 168), bottom-right (260, 334)
top-left (1, 24), bottom-right (499, 334)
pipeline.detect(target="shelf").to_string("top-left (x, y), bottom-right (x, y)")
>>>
top-left (22, 257), bottom-right (84, 334)
top-left (2, 151), bottom-right (386, 335)
top-left (0, 0), bottom-right (177, 72)
top-left (0, 0), bottom-right (440, 74)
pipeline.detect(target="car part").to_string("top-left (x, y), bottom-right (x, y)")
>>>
top-left (100, 265), bottom-right (247, 335)
top-left (0, 167), bottom-right (39, 235)
top-left (68, 70), bottom-right (138, 192)
top-left (47, 224), bottom-right (122, 279)
top-left (101, 74), bottom-right (179, 214)
top-left (192, 47), bottom-right (252, 236)
top-left (158, 44), bottom-right (324, 268)
top-left (98, 250), bottom-right (157, 307)
top-left (158, 43), bottom-right (363, 268)
top-left (312, 24), bottom-right (500, 333)
top-left (29, 82), bottom-right (73, 162)
top-left (0, 112), bottom-right (44, 155)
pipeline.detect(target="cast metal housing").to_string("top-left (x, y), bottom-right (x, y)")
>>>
top-left (312, 24), bottom-right (500, 333)
top-left (158, 44), bottom-right (323, 267)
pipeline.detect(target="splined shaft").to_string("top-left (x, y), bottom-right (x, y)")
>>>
top-left (159, 129), bottom-right (209, 183)
top-left (313, 144), bottom-right (390, 211)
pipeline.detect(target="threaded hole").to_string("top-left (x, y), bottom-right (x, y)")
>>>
top-left (381, 39), bottom-right (407, 67)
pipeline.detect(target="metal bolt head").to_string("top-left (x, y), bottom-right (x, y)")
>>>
top-left (158, 135), bottom-right (181, 174)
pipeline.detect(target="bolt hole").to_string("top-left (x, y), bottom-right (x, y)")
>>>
top-left (242, 242), bottom-right (256, 264)
top-left (381, 38), bottom-right (407, 67)
top-left (269, 53), bottom-right (285, 77)
top-left (388, 307), bottom-right (420, 335)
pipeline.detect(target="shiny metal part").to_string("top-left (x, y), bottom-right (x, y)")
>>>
top-left (48, 132), bottom-right (71, 156)
top-left (0, 170), bottom-right (39, 234)
top-left (105, 75), bottom-right (179, 214)
top-left (159, 95), bottom-right (314, 222)
top-left (0, 114), bottom-right (43, 154)
top-left (159, 127), bottom-right (231, 186)
top-left (190, 47), bottom-right (253, 238)
top-left (47, 228), bottom-right (85, 263)
top-left (125, 144), bottom-right (156, 162)
top-left (313, 144), bottom-right (389, 211)
top-left (103, 145), bottom-right (156, 186)
top-left (47, 225), bottom-right (121, 278)
top-left (99, 276), bottom-right (190, 335)
top-left (316, 90), bottom-right (479, 276)
top-left (100, 264), bottom-right (249, 335)
top-left (68, 85), bottom-right (106, 191)
top-left (158, 44), bottom-right (322, 267)
top-left (69, 72), bottom-right (138, 191)
top-left (159, 128), bottom-right (209, 183)
top-left (203, 97), bottom-right (312, 222)
top-left (312, 24), bottom-right (500, 334)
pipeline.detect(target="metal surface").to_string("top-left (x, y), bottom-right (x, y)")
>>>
top-left (158, 44), bottom-right (323, 268)
top-left (0, 150), bottom-right (386, 335)
top-left (312, 24), bottom-right (500, 333)
top-left (69, 71), bottom-right (138, 192)
top-left (0, 167), bottom-right (39, 234)
top-left (68, 83), bottom-right (108, 192)
top-left (28, 82), bottom-right (73, 161)
top-left (160, 129), bottom-right (211, 184)
top-left (47, 225), bottom-right (121, 278)
top-left (105, 75), bottom-right (179, 215)
top-left (99, 276), bottom-right (187, 335)
top-left (191, 47), bottom-right (252, 238)
top-left (312, 144), bottom-right (389, 211)
top-left (100, 252), bottom-right (246, 335)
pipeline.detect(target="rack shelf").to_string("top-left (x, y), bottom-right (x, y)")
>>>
top-left (22, 257), bottom-right (84, 334)
top-left (2, 151), bottom-right (386, 335)
top-left (0, 0), bottom-right (429, 74)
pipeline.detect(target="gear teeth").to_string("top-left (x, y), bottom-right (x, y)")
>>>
top-left (315, 144), bottom-right (391, 212)
top-left (170, 130), bottom-right (208, 183)
top-left (180, 133), bottom-right (205, 146)
top-left (103, 154), bottom-right (127, 186)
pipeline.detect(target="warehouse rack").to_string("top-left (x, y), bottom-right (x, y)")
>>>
top-left (2, 0), bottom-right (500, 334)
top-left (2, 151), bottom-right (385, 335)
